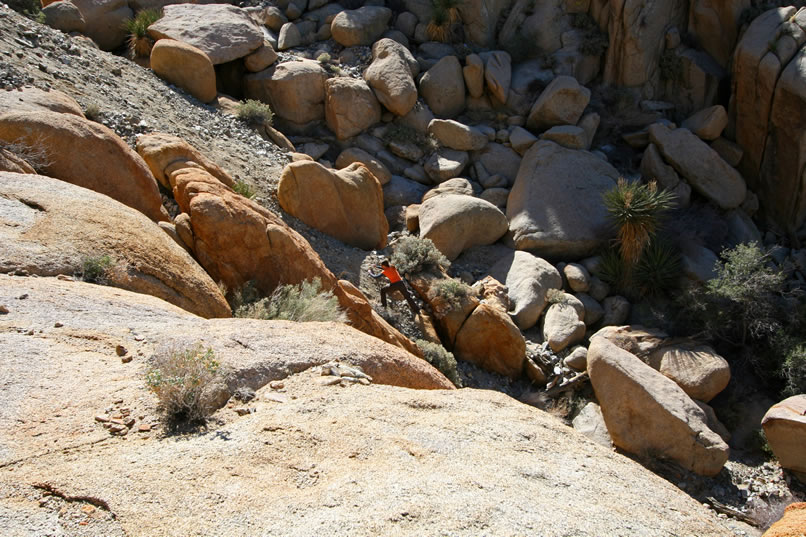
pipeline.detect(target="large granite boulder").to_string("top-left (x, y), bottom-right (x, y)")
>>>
top-left (419, 194), bottom-right (508, 260)
top-left (648, 123), bottom-right (746, 210)
top-left (762, 395), bottom-right (806, 477)
top-left (647, 343), bottom-right (731, 403)
top-left (325, 77), bottom-right (382, 140)
top-left (364, 39), bottom-right (419, 117)
top-left (0, 111), bottom-right (168, 222)
top-left (57, 0), bottom-right (131, 51)
top-left (277, 161), bottom-right (388, 250)
top-left (419, 56), bottom-right (466, 118)
top-left (506, 141), bottom-right (618, 258)
top-left (336, 148), bottom-right (391, 185)
top-left (150, 40), bottom-right (217, 104)
top-left (0, 86), bottom-right (84, 117)
top-left (454, 303), bottom-right (526, 378)
top-left (0, 172), bottom-right (230, 318)
top-left (588, 336), bottom-right (730, 476)
top-left (148, 3), bottom-right (264, 64)
top-left (330, 6), bottom-right (392, 46)
top-left (527, 75), bottom-right (590, 132)
top-left (245, 59), bottom-right (327, 125)
top-left (542, 295), bottom-right (586, 352)
top-left (135, 133), bottom-right (235, 189)
top-left (427, 119), bottom-right (487, 151)
top-left (488, 250), bottom-right (562, 330)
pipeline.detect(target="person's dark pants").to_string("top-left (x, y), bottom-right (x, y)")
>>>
top-left (381, 281), bottom-right (419, 314)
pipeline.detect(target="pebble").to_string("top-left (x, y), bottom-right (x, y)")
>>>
top-left (53, 322), bottom-right (62, 328)
top-left (0, 305), bottom-right (8, 314)
top-left (115, 345), bottom-right (127, 356)
top-left (269, 381), bottom-right (285, 390)
top-left (121, 355), bottom-right (133, 363)
top-left (138, 424), bottom-right (151, 432)
top-left (235, 407), bottom-right (256, 416)
top-left (94, 415), bottom-right (109, 423)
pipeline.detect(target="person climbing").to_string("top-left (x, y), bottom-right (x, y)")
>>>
top-left (368, 259), bottom-right (420, 315)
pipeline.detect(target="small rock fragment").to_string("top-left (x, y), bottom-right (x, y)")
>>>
top-left (115, 344), bottom-right (127, 356)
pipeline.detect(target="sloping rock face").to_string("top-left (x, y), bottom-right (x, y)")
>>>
top-left (0, 111), bottom-right (168, 222)
top-left (0, 172), bottom-right (230, 318)
top-left (732, 7), bottom-right (806, 231)
top-left (588, 337), bottom-right (730, 476)
top-left (762, 395), bottom-right (806, 475)
top-left (0, 86), bottom-right (84, 116)
top-left (0, 274), bottom-right (745, 537)
top-left (488, 250), bottom-right (562, 330)
top-left (135, 132), bottom-right (235, 189)
top-left (147, 3), bottom-right (264, 64)
top-left (506, 141), bottom-right (617, 258)
top-left (168, 166), bottom-right (417, 355)
top-left (688, 0), bottom-right (752, 68)
top-left (604, 0), bottom-right (688, 95)
top-left (763, 502), bottom-right (806, 537)
top-left (277, 161), bottom-right (388, 250)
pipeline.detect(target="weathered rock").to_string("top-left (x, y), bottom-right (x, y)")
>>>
top-left (711, 137), bottom-right (744, 168)
top-left (463, 53), bottom-right (484, 98)
top-left (428, 119), bottom-right (487, 151)
top-left (0, 147), bottom-right (34, 174)
top-left (419, 56), bottom-right (465, 118)
top-left (563, 263), bottom-right (590, 293)
top-left (244, 59), bottom-right (327, 125)
top-left (481, 50), bottom-right (511, 104)
top-left (0, 111), bottom-right (168, 222)
top-left (42, 1), bottom-right (85, 35)
top-left (587, 337), bottom-right (730, 476)
top-left (688, 0), bottom-right (751, 68)
top-left (0, 273), bottom-right (739, 537)
top-left (507, 141), bottom-right (617, 258)
top-left (480, 187), bottom-right (508, 208)
top-left (648, 123), bottom-right (746, 210)
top-left (263, 6), bottom-right (288, 32)
top-left (594, 325), bottom-right (669, 358)
top-left (330, 6), bottom-right (392, 47)
top-left (0, 172), bottom-right (229, 318)
top-left (424, 149), bottom-right (469, 183)
top-left (383, 175), bottom-right (429, 208)
top-left (647, 344), bottom-right (730, 403)
top-left (762, 395), bottom-right (806, 476)
top-left (168, 166), bottom-right (417, 354)
top-left (335, 148), bottom-right (390, 185)
top-left (509, 126), bottom-right (538, 155)
top-left (148, 4), bottom-right (264, 64)
top-left (364, 39), bottom-right (419, 117)
top-left (680, 241), bottom-right (718, 282)
top-left (457, 0), bottom-right (511, 47)
top-left (325, 77), bottom-right (381, 140)
top-left (454, 303), bottom-right (525, 378)
top-left (572, 401), bottom-right (613, 448)
top-left (472, 143), bottom-right (521, 187)
top-left (527, 76), bottom-right (591, 131)
top-left (763, 502), bottom-right (806, 536)
top-left (488, 250), bottom-right (561, 330)
top-left (576, 293), bottom-right (603, 326)
top-left (542, 295), bottom-right (586, 352)
top-left (421, 178), bottom-right (473, 203)
top-left (0, 86), bottom-right (84, 117)
top-left (150, 40), bottom-right (217, 104)
top-left (601, 296), bottom-right (630, 326)
top-left (244, 43), bottom-right (278, 72)
top-left (419, 194), bottom-right (508, 260)
top-left (277, 22), bottom-right (301, 50)
top-left (278, 161), bottom-right (388, 250)
top-left (540, 125), bottom-right (587, 150)
top-left (564, 346), bottom-right (589, 371)
top-left (135, 133), bottom-right (235, 189)
top-left (681, 105), bottom-right (728, 141)
top-left (68, 0), bottom-right (131, 51)
top-left (640, 143), bottom-right (680, 190)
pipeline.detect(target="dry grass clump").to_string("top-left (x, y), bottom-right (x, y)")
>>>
top-left (234, 278), bottom-right (347, 324)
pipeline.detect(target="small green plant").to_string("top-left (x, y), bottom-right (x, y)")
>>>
top-left (145, 344), bottom-right (220, 424)
top-left (433, 278), bottom-right (471, 307)
top-left (631, 240), bottom-right (682, 297)
top-left (660, 49), bottom-right (684, 83)
top-left (84, 103), bottom-right (101, 122)
top-left (7, 0), bottom-right (43, 21)
top-left (235, 278), bottom-right (348, 323)
top-left (546, 288), bottom-right (570, 305)
top-left (780, 341), bottom-right (806, 396)
top-left (427, 0), bottom-right (463, 43)
top-left (317, 52), bottom-right (331, 63)
top-left (236, 99), bottom-right (274, 126)
top-left (390, 236), bottom-right (450, 276)
top-left (123, 8), bottom-right (162, 58)
top-left (416, 339), bottom-right (462, 387)
top-left (232, 179), bottom-right (256, 199)
top-left (80, 254), bottom-right (114, 284)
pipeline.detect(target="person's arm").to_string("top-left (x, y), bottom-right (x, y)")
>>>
top-left (368, 266), bottom-right (383, 278)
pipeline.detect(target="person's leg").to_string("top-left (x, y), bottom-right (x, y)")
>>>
top-left (392, 281), bottom-right (419, 314)
top-left (380, 284), bottom-right (389, 308)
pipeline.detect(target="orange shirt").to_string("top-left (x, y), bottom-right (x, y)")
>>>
top-left (381, 265), bottom-right (402, 283)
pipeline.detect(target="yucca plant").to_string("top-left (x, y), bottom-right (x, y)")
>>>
top-left (632, 239), bottom-right (682, 297)
top-left (427, 0), bottom-right (462, 43)
top-left (603, 178), bottom-right (675, 267)
top-left (124, 9), bottom-right (162, 58)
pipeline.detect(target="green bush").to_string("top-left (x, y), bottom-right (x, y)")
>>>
top-left (631, 240), bottom-right (681, 297)
top-left (390, 236), bottom-right (450, 276)
top-left (236, 99), bottom-right (274, 126)
top-left (123, 9), bottom-right (162, 57)
top-left (317, 52), bottom-right (331, 63)
top-left (232, 179), bottom-right (256, 199)
top-left (416, 339), bottom-right (462, 387)
top-left (235, 278), bottom-right (348, 323)
top-left (776, 336), bottom-right (806, 397)
top-left (145, 344), bottom-right (220, 424)
top-left (433, 278), bottom-right (471, 307)
top-left (7, 0), bottom-right (42, 20)
top-left (80, 254), bottom-right (114, 284)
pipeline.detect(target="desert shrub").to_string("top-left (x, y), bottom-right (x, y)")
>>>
top-left (416, 339), bottom-right (462, 387)
top-left (236, 99), bottom-right (274, 126)
top-left (390, 236), bottom-right (450, 276)
top-left (7, 0), bottom-right (42, 20)
top-left (546, 288), bottom-right (570, 304)
top-left (433, 278), bottom-right (471, 307)
top-left (0, 139), bottom-right (51, 172)
top-left (570, 13), bottom-right (609, 57)
top-left (659, 50), bottom-right (684, 83)
top-left (145, 344), bottom-right (220, 424)
top-left (123, 9), bottom-right (162, 57)
top-left (232, 179), bottom-right (256, 199)
top-left (83, 103), bottom-right (102, 122)
top-left (427, 0), bottom-right (463, 43)
top-left (317, 52), bottom-right (331, 63)
top-left (630, 240), bottom-right (681, 297)
top-left (235, 278), bottom-right (348, 323)
top-left (79, 254), bottom-right (114, 284)
top-left (775, 337), bottom-right (806, 396)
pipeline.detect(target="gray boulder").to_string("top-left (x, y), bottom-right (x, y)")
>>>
top-left (488, 250), bottom-right (562, 330)
top-left (419, 194), bottom-right (508, 260)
